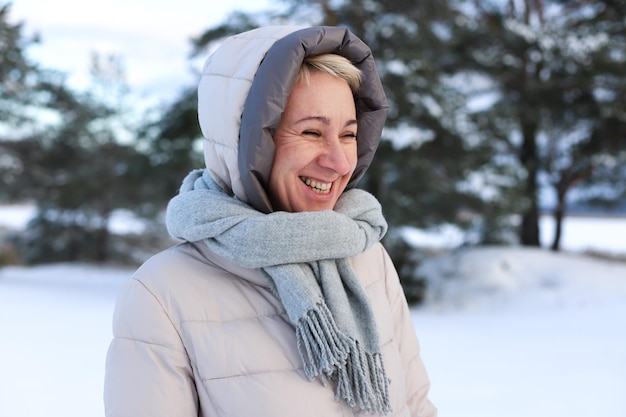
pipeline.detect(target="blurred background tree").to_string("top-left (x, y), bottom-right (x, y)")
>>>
top-left (450, 0), bottom-right (626, 250)
top-left (0, 4), bottom-right (181, 263)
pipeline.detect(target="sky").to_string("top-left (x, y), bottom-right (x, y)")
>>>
top-left (9, 0), bottom-right (274, 105)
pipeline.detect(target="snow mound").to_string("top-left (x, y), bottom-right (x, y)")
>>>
top-left (417, 246), bottom-right (626, 312)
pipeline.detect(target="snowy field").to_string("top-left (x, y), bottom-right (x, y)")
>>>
top-left (1, 206), bottom-right (626, 417)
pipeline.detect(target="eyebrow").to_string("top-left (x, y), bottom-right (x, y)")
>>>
top-left (295, 116), bottom-right (358, 127)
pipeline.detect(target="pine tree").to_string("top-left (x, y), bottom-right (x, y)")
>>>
top-left (0, 7), bottom-right (158, 264)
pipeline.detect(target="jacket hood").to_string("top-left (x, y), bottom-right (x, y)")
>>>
top-left (198, 25), bottom-right (388, 213)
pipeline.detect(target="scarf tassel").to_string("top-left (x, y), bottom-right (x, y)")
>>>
top-left (296, 304), bottom-right (392, 415)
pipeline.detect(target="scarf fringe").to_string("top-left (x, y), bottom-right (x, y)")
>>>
top-left (296, 304), bottom-right (392, 415)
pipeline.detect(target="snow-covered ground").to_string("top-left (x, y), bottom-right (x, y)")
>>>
top-left (0, 265), bottom-right (129, 417)
top-left (1, 205), bottom-right (626, 417)
top-left (416, 246), bottom-right (626, 417)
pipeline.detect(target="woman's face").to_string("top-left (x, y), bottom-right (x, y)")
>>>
top-left (269, 71), bottom-right (358, 212)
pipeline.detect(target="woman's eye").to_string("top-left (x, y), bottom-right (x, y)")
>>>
top-left (303, 130), bottom-right (321, 137)
top-left (342, 132), bottom-right (357, 140)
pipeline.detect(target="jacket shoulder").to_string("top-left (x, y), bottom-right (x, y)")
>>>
top-left (130, 243), bottom-right (278, 324)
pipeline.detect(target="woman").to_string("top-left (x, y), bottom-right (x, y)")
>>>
top-left (104, 25), bottom-right (437, 417)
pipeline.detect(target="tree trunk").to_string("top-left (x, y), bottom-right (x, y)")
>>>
top-left (519, 119), bottom-right (541, 246)
top-left (94, 215), bottom-right (110, 263)
top-left (550, 195), bottom-right (565, 251)
top-left (94, 227), bottom-right (109, 262)
top-left (550, 167), bottom-right (590, 251)
top-left (520, 204), bottom-right (540, 246)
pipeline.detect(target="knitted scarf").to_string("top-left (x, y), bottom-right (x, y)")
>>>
top-left (166, 169), bottom-right (392, 415)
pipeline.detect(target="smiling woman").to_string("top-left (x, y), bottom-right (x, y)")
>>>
top-left (103, 25), bottom-right (437, 417)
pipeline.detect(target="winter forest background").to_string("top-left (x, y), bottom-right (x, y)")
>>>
top-left (2, 0), bottom-right (626, 268)
top-left (1, 1), bottom-right (625, 416)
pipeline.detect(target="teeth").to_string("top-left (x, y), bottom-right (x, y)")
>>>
top-left (301, 177), bottom-right (332, 194)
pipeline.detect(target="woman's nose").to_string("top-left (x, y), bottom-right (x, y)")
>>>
top-left (317, 138), bottom-right (353, 176)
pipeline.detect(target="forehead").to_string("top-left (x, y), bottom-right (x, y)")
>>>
top-left (286, 72), bottom-right (355, 111)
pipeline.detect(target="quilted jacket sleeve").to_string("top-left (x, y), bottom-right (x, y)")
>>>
top-left (104, 278), bottom-right (198, 417)
top-left (382, 247), bottom-right (438, 417)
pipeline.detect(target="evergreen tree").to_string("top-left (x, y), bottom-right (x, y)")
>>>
top-left (0, 7), bottom-right (156, 264)
top-left (452, 0), bottom-right (626, 248)
top-left (5, 57), bottom-right (152, 263)
top-left (0, 3), bottom-right (39, 133)
top-left (138, 85), bottom-right (204, 203)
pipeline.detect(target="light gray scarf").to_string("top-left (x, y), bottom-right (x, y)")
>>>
top-left (166, 169), bottom-right (391, 415)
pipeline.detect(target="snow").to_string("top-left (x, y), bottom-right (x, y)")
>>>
top-left (0, 204), bottom-right (146, 235)
top-left (1, 207), bottom-right (626, 416)
top-left (0, 204), bottom-right (36, 230)
top-left (402, 214), bottom-right (626, 256)
top-left (539, 215), bottom-right (626, 256)
top-left (415, 247), bottom-right (626, 416)
top-left (0, 264), bottom-right (129, 417)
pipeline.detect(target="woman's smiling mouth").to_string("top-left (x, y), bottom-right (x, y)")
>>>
top-left (300, 176), bottom-right (332, 194)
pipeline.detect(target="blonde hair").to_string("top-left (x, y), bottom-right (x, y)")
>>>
top-left (297, 54), bottom-right (362, 93)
